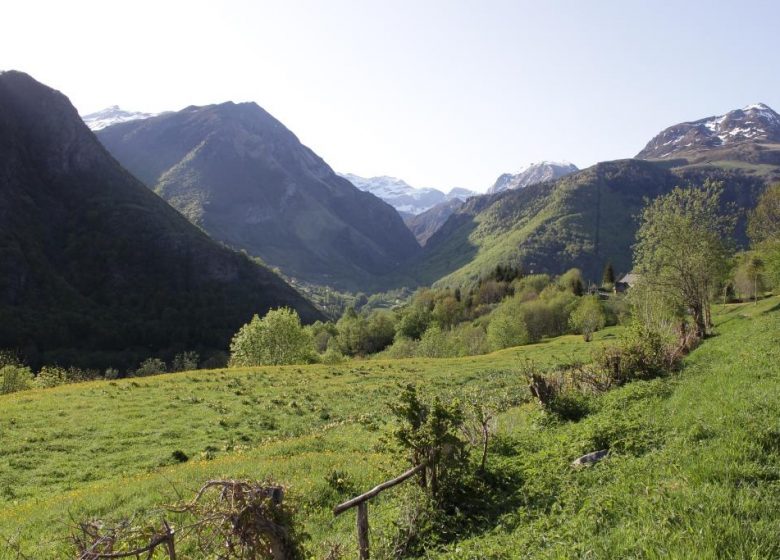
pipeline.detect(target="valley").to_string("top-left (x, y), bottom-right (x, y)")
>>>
top-left (2, 15), bottom-right (780, 556)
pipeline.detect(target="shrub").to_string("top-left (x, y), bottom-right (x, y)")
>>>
top-left (1, 364), bottom-right (34, 394)
top-left (34, 366), bottom-right (68, 388)
top-left (451, 323), bottom-right (489, 356)
top-left (229, 308), bottom-right (315, 366)
top-left (135, 357), bottom-right (167, 377)
top-left (171, 351), bottom-right (199, 372)
top-left (380, 336), bottom-right (419, 359)
top-left (417, 325), bottom-right (459, 358)
top-left (321, 343), bottom-right (346, 364)
top-left (594, 321), bottom-right (675, 384)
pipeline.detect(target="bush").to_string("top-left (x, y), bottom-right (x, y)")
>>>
top-left (171, 351), bottom-right (199, 372)
top-left (417, 325), bottom-right (459, 358)
top-left (229, 308), bottom-right (315, 366)
top-left (34, 366), bottom-right (68, 388)
top-left (1, 364), bottom-right (34, 394)
top-left (380, 336), bottom-right (420, 359)
top-left (321, 342), bottom-right (346, 364)
top-left (451, 323), bottom-right (489, 356)
top-left (135, 357), bottom-right (167, 377)
top-left (594, 321), bottom-right (675, 384)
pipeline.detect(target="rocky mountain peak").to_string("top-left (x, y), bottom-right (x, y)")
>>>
top-left (487, 161), bottom-right (579, 194)
top-left (637, 103), bottom-right (780, 159)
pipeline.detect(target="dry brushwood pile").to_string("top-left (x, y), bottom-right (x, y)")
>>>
top-left (71, 480), bottom-right (304, 560)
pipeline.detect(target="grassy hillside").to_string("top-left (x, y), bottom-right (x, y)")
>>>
top-left (1, 298), bottom-right (779, 557)
top-left (413, 160), bottom-right (679, 287)
top-left (409, 160), bottom-right (767, 289)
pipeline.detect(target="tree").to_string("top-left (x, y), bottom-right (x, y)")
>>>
top-left (633, 183), bottom-right (734, 338)
top-left (389, 384), bottom-right (465, 498)
top-left (229, 308), bottom-right (314, 366)
top-left (602, 261), bottom-right (616, 287)
top-left (748, 183), bottom-right (780, 289)
top-left (487, 303), bottom-right (530, 350)
top-left (732, 253), bottom-right (764, 304)
top-left (569, 296), bottom-right (606, 341)
top-left (558, 268), bottom-right (584, 296)
top-left (432, 295), bottom-right (462, 329)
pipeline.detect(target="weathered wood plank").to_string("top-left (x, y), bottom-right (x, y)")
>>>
top-left (333, 462), bottom-right (426, 516)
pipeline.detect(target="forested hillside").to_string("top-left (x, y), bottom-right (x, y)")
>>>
top-left (0, 71), bottom-right (322, 370)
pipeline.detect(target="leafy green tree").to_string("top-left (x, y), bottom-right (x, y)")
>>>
top-left (307, 321), bottom-right (339, 353)
top-left (634, 183), bottom-right (734, 337)
top-left (417, 325), bottom-right (459, 358)
top-left (732, 253), bottom-right (765, 303)
top-left (558, 268), bottom-right (584, 296)
top-left (748, 183), bottom-right (780, 289)
top-left (335, 309), bottom-right (395, 356)
top-left (396, 305), bottom-right (433, 340)
top-left (569, 296), bottom-right (607, 341)
top-left (487, 304), bottom-right (530, 350)
top-left (229, 308), bottom-right (314, 366)
top-left (432, 295), bottom-right (462, 329)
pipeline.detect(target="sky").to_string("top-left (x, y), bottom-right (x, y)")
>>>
top-left (3, 0), bottom-right (780, 192)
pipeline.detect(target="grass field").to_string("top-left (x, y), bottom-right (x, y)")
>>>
top-left (1, 298), bottom-right (779, 558)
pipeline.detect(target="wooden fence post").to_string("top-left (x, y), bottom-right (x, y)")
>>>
top-left (356, 501), bottom-right (369, 559)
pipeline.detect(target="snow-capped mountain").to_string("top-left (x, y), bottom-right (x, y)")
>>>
top-left (487, 161), bottom-right (579, 194)
top-left (638, 103), bottom-right (780, 159)
top-left (339, 173), bottom-right (476, 215)
top-left (81, 105), bottom-right (161, 131)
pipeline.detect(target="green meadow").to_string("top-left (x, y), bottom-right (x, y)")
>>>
top-left (1, 298), bottom-right (779, 558)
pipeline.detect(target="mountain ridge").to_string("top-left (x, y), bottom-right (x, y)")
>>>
top-left (96, 103), bottom-right (421, 291)
top-left (339, 172), bottom-right (476, 215)
top-left (81, 105), bottom-right (161, 131)
top-left (0, 71), bottom-right (322, 369)
top-left (638, 103), bottom-right (780, 160)
top-left (487, 161), bottom-right (579, 194)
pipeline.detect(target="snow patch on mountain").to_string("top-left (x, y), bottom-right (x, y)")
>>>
top-left (339, 173), bottom-right (476, 215)
top-left (638, 103), bottom-right (780, 159)
top-left (81, 105), bottom-right (161, 131)
top-left (487, 161), bottom-right (579, 194)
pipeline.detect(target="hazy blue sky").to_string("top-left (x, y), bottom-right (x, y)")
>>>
top-left (4, 0), bottom-right (780, 191)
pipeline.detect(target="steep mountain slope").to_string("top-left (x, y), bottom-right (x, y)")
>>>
top-left (404, 198), bottom-right (464, 246)
top-left (412, 160), bottom-right (765, 287)
top-left (81, 105), bottom-right (160, 131)
top-left (0, 71), bottom-right (322, 369)
top-left (97, 105), bottom-right (421, 291)
top-left (340, 172), bottom-right (476, 214)
top-left (487, 161), bottom-right (578, 194)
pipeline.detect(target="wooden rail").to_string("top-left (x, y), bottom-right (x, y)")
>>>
top-left (333, 461), bottom-right (427, 559)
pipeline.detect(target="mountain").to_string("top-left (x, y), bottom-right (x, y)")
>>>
top-left (96, 105), bottom-right (421, 291)
top-left (0, 71), bottom-right (322, 370)
top-left (410, 159), bottom-right (765, 288)
top-left (339, 173), bottom-right (476, 215)
top-left (81, 105), bottom-right (160, 131)
top-left (487, 161), bottom-right (579, 194)
top-left (638, 103), bottom-right (780, 162)
top-left (404, 198), bottom-right (464, 246)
